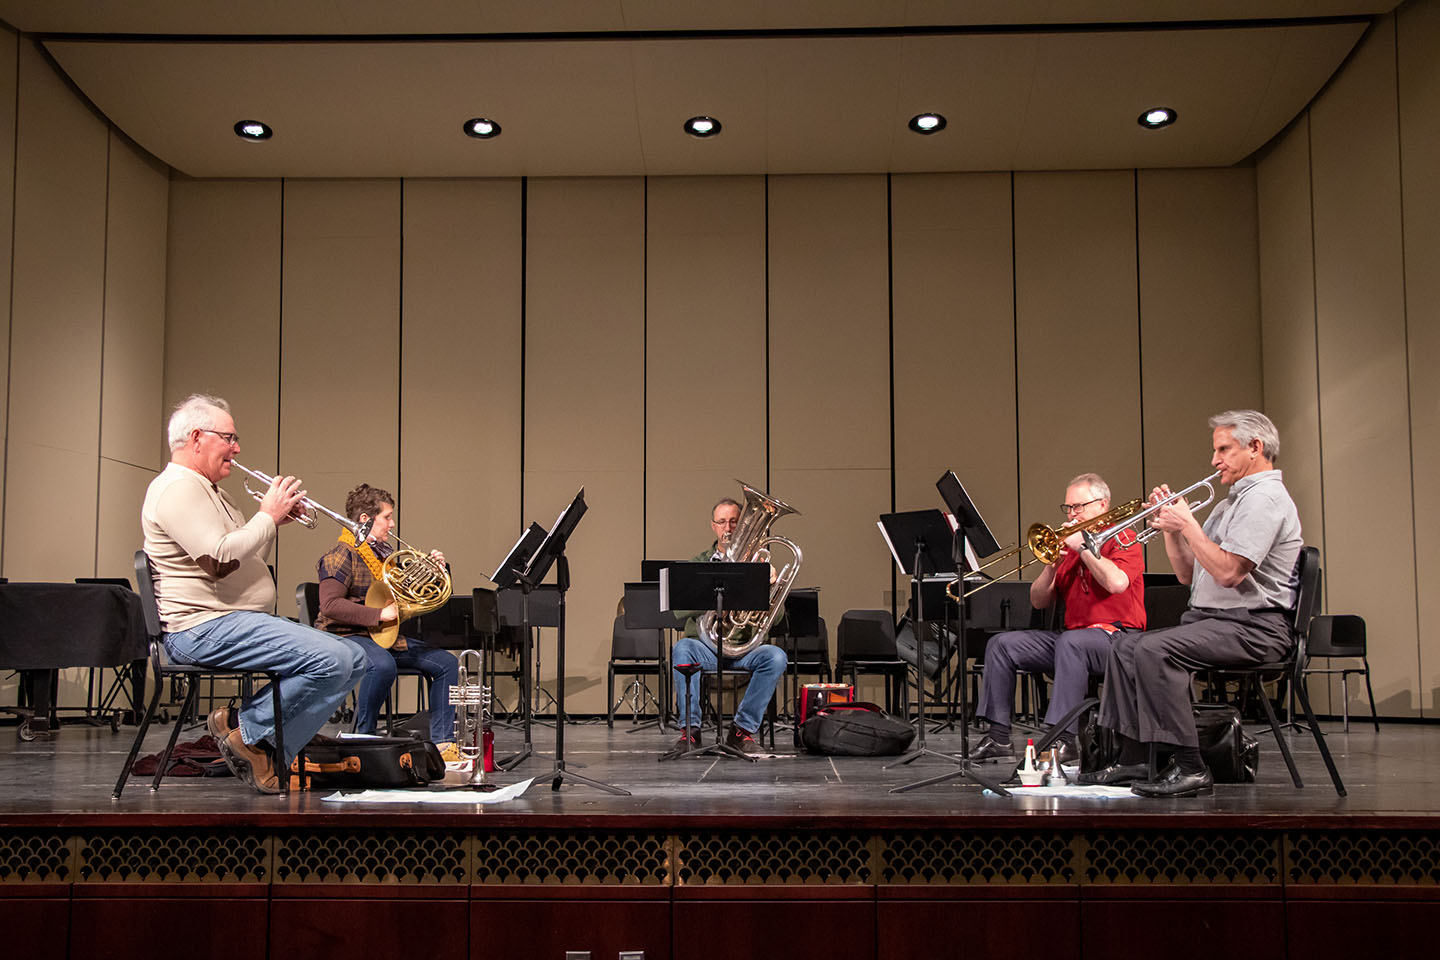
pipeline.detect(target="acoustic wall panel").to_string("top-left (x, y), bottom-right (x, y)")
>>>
top-left (644, 176), bottom-right (768, 563)
top-left (1399, 0), bottom-right (1440, 716)
top-left (400, 179), bottom-right (524, 593)
top-left (768, 175), bottom-right (891, 629)
top-left (277, 180), bottom-right (401, 602)
top-left (3, 41), bottom-right (108, 581)
top-left (1256, 117), bottom-right (1326, 595)
top-left (890, 172), bottom-right (1017, 595)
top-left (525, 178), bottom-right (645, 713)
top-left (0, 28), bottom-right (17, 542)
top-left (96, 133), bottom-right (169, 577)
top-left (1137, 168), bottom-right (1264, 575)
top-left (165, 179), bottom-right (283, 570)
top-left (1309, 21), bottom-right (1419, 717)
top-left (1013, 171), bottom-right (1142, 572)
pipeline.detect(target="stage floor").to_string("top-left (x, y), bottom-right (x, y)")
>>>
top-left (1, 714), bottom-right (1433, 824)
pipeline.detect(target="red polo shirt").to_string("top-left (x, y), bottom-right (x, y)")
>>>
top-left (1051, 531), bottom-right (1146, 630)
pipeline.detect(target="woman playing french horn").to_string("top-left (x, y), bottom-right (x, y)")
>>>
top-left (312, 483), bottom-right (461, 760)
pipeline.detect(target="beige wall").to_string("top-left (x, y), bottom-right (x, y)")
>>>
top-left (0, 34), bottom-right (169, 706)
top-left (1257, 6), bottom-right (1437, 718)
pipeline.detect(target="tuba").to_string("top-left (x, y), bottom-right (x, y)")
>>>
top-left (698, 481), bottom-right (803, 659)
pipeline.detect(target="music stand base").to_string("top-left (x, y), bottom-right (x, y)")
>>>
top-left (537, 764), bottom-right (632, 796)
top-left (677, 740), bottom-right (756, 762)
top-left (892, 761), bottom-right (1012, 796)
top-left (496, 744), bottom-right (532, 771)
top-left (884, 743), bottom-right (965, 769)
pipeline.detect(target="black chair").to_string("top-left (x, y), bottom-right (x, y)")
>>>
top-left (606, 615), bottom-right (665, 727)
top-left (1144, 581), bottom-right (1191, 632)
top-left (835, 610), bottom-right (907, 714)
top-left (297, 580), bottom-right (424, 735)
top-left (1301, 614), bottom-right (1378, 733)
top-left (113, 551), bottom-right (288, 798)
top-left (1208, 545), bottom-right (1345, 795)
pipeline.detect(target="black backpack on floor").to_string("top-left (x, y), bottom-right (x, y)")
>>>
top-left (799, 702), bottom-right (916, 757)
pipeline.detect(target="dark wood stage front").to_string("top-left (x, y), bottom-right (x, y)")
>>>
top-left (2, 718), bottom-right (1437, 960)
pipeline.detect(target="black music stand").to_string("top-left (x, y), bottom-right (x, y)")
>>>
top-left (773, 587), bottom-right (820, 723)
top-left (622, 580), bottom-right (685, 734)
top-left (877, 510), bottom-right (966, 769)
top-left (891, 473), bottom-right (1011, 796)
top-left (521, 490), bottom-right (629, 795)
top-left (660, 561), bottom-right (771, 761)
top-left (486, 523), bottom-right (547, 768)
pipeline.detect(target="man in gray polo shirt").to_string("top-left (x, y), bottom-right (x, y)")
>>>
top-left (1083, 410), bottom-right (1302, 798)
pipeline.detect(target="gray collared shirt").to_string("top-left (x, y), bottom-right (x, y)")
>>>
top-left (1189, 469), bottom-right (1303, 611)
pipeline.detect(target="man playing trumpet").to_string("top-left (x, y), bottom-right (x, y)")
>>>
top-left (971, 473), bottom-right (1146, 766)
top-left (141, 395), bottom-right (366, 794)
top-left (313, 483), bottom-right (460, 758)
top-left (1085, 410), bottom-right (1302, 798)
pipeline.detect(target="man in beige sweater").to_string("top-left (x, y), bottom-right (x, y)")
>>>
top-left (141, 394), bottom-right (365, 794)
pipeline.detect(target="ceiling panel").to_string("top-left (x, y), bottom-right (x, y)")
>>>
top-left (44, 21), bottom-right (1368, 178)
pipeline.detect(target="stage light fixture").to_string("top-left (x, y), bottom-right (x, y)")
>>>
top-left (1138, 107), bottom-right (1177, 129)
top-left (463, 117), bottom-right (502, 139)
top-left (908, 113), bottom-right (947, 135)
top-left (684, 116), bottom-right (722, 138)
top-left (234, 120), bottom-right (273, 141)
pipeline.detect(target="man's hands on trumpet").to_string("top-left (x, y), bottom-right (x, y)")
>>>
top-left (1146, 484), bottom-right (1201, 537)
top-left (258, 475), bottom-right (306, 526)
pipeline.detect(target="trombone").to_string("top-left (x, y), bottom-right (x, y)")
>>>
top-left (945, 498), bottom-right (1147, 601)
top-left (1080, 470), bottom-right (1222, 556)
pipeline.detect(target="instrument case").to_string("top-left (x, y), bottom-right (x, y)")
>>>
top-left (288, 735), bottom-right (445, 789)
top-left (799, 702), bottom-right (916, 757)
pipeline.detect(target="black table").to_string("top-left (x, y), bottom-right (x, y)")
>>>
top-left (0, 582), bottom-right (147, 739)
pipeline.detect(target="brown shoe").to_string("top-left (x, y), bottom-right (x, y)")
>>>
top-left (206, 707), bottom-right (234, 742)
top-left (219, 729), bottom-right (282, 795)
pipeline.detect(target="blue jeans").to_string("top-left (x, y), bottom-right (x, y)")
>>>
top-left (340, 633), bottom-right (459, 743)
top-left (976, 627), bottom-right (1116, 735)
top-left (671, 636), bottom-right (787, 734)
top-left (163, 610), bottom-right (366, 765)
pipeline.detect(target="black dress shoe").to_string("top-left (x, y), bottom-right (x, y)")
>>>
top-left (1048, 738), bottom-right (1080, 767)
top-left (1131, 762), bottom-right (1214, 798)
top-left (1077, 761), bottom-right (1149, 785)
top-left (969, 734), bottom-right (1016, 762)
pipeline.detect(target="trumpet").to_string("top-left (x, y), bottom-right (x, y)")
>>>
top-left (230, 461), bottom-right (362, 538)
top-left (944, 498), bottom-right (1147, 602)
top-left (448, 649), bottom-right (494, 790)
top-left (1081, 471), bottom-right (1222, 556)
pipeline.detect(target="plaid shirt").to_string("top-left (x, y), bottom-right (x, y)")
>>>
top-left (314, 538), bottom-right (392, 634)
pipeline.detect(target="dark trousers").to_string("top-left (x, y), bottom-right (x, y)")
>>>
top-left (1098, 607), bottom-right (1291, 748)
top-left (977, 627), bottom-right (1117, 734)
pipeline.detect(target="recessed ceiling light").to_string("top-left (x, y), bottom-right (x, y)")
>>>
top-left (463, 117), bottom-right (502, 139)
top-left (1138, 107), bottom-right (1177, 129)
top-left (233, 120), bottom-right (272, 142)
top-left (908, 113), bottom-right (947, 135)
top-left (684, 116), bottom-right (721, 138)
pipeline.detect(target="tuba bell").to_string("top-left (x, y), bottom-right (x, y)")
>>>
top-left (698, 481), bottom-right (803, 659)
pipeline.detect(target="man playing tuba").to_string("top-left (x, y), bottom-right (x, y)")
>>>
top-left (669, 496), bottom-right (789, 756)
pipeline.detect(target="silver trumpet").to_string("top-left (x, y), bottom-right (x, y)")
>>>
top-left (1082, 470), bottom-right (1222, 556)
top-left (448, 649), bottom-right (493, 790)
top-left (229, 461), bottom-right (362, 538)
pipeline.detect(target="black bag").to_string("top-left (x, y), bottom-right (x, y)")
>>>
top-left (799, 702), bottom-right (916, 757)
top-left (1079, 703), bottom-right (1258, 783)
top-left (895, 618), bottom-right (953, 681)
top-left (290, 735), bottom-right (445, 789)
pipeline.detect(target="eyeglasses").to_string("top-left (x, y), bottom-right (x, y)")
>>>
top-left (1060, 498), bottom-right (1100, 516)
top-left (711, 517), bottom-right (740, 526)
top-left (201, 429), bottom-right (240, 446)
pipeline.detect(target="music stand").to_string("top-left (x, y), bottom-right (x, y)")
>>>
top-left (622, 580), bottom-right (684, 734)
top-left (520, 490), bottom-right (629, 796)
top-left (660, 561), bottom-right (771, 761)
top-left (485, 524), bottom-right (547, 768)
top-left (773, 587), bottom-right (820, 724)
top-left (890, 474), bottom-right (1012, 796)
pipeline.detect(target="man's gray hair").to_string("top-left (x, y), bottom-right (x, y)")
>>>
top-left (167, 394), bottom-right (231, 451)
top-left (1068, 472), bottom-right (1110, 502)
top-left (1209, 409), bottom-right (1280, 463)
top-left (711, 497), bottom-right (742, 519)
